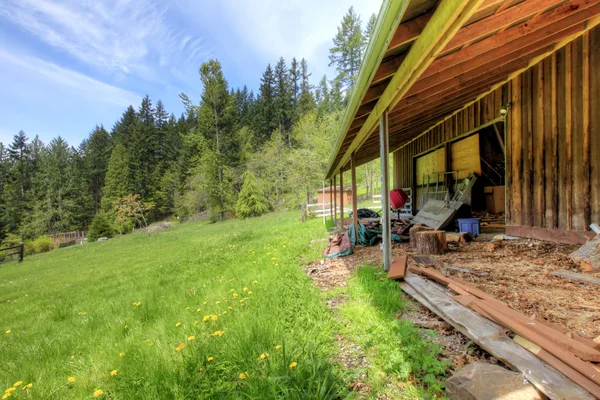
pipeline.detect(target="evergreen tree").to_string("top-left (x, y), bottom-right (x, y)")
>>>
top-left (365, 13), bottom-right (377, 45)
top-left (298, 58), bottom-right (315, 116)
top-left (83, 125), bottom-right (111, 213)
top-left (274, 57), bottom-right (293, 144)
top-left (316, 75), bottom-right (331, 117)
top-left (329, 7), bottom-right (365, 92)
top-left (235, 171), bottom-right (269, 219)
top-left (102, 143), bottom-right (133, 212)
top-left (254, 64), bottom-right (277, 144)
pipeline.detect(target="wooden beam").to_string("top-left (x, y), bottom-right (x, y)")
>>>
top-left (350, 153), bottom-right (359, 244)
top-left (331, 0), bottom-right (485, 177)
top-left (385, 12), bottom-right (432, 57)
top-left (443, 0), bottom-right (564, 55)
top-left (329, 179), bottom-right (334, 224)
top-left (333, 175), bottom-right (337, 226)
top-left (380, 110), bottom-right (392, 271)
top-left (493, 123), bottom-right (505, 154)
top-left (583, 31), bottom-right (592, 230)
top-left (372, 54), bottom-right (407, 85)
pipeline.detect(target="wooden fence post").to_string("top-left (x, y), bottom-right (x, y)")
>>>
top-left (18, 242), bottom-right (24, 262)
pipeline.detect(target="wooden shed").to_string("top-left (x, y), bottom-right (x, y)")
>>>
top-left (316, 186), bottom-right (353, 207)
top-left (325, 0), bottom-right (600, 272)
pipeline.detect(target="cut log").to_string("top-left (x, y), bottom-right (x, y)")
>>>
top-left (415, 230), bottom-right (447, 255)
top-left (409, 225), bottom-right (433, 248)
top-left (446, 232), bottom-right (473, 243)
top-left (570, 236), bottom-right (600, 271)
top-left (552, 269), bottom-right (600, 286)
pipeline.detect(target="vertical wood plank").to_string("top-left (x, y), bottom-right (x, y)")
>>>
top-left (339, 170), bottom-right (344, 231)
top-left (511, 74), bottom-right (522, 227)
top-left (551, 52), bottom-right (559, 230)
top-left (543, 58), bottom-right (554, 229)
top-left (329, 179), bottom-right (334, 224)
top-left (582, 31), bottom-right (592, 231)
top-left (505, 82), bottom-right (512, 223)
top-left (571, 37), bottom-right (584, 231)
top-left (557, 48), bottom-right (567, 230)
top-left (533, 64), bottom-right (545, 228)
top-left (523, 69), bottom-right (533, 227)
top-left (565, 43), bottom-right (573, 231)
top-left (590, 26), bottom-right (600, 227)
top-left (333, 175), bottom-right (337, 226)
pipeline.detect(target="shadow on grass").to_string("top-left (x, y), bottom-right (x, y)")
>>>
top-left (335, 265), bottom-right (449, 398)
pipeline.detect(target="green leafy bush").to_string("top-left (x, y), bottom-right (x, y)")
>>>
top-left (235, 171), bottom-right (270, 219)
top-left (32, 236), bottom-right (54, 254)
top-left (88, 213), bottom-right (115, 241)
top-left (1, 233), bottom-right (22, 247)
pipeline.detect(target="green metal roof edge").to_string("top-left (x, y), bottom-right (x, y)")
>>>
top-left (325, 0), bottom-right (410, 180)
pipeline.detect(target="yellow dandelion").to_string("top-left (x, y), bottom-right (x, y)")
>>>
top-left (275, 345), bottom-right (282, 350)
top-left (71, 355), bottom-right (75, 360)
top-left (233, 293), bottom-right (238, 298)
top-left (210, 330), bottom-right (224, 337)
top-left (119, 352), bottom-right (125, 357)
top-left (243, 287), bottom-right (248, 291)
top-left (176, 343), bottom-right (185, 351)
top-left (202, 315), bottom-right (210, 322)
top-left (194, 321), bottom-right (198, 325)
top-left (260, 353), bottom-right (269, 360)
top-left (203, 301), bottom-right (207, 305)
top-left (2, 393), bottom-right (10, 399)
top-left (253, 280), bottom-right (258, 284)
top-left (222, 311), bottom-right (227, 315)
top-left (67, 377), bottom-right (76, 383)
top-left (289, 362), bottom-right (297, 369)
top-left (228, 306), bottom-right (233, 310)
top-left (247, 291), bottom-right (252, 295)
top-left (176, 322), bottom-right (181, 327)
top-left (211, 315), bottom-right (218, 321)
top-left (185, 307), bottom-right (190, 310)
top-left (22, 383), bottom-right (32, 390)
top-left (239, 372), bottom-right (248, 380)
top-left (5, 330), bottom-right (10, 334)
top-left (230, 289), bottom-right (234, 292)
top-left (93, 389), bottom-right (104, 397)
top-left (216, 301), bottom-right (220, 304)
top-left (4, 388), bottom-right (15, 394)
top-left (196, 308), bottom-right (201, 312)
top-left (187, 336), bottom-right (195, 341)
top-left (12, 382), bottom-right (22, 387)
top-left (207, 357), bottom-right (214, 362)
top-left (110, 370), bottom-right (117, 377)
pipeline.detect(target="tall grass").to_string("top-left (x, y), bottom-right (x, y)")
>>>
top-left (0, 212), bottom-right (345, 399)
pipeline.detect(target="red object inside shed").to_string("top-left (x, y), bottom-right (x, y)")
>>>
top-left (389, 189), bottom-right (408, 210)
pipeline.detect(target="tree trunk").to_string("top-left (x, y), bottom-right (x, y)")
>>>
top-left (415, 231), bottom-right (447, 255)
top-left (409, 225), bottom-right (433, 248)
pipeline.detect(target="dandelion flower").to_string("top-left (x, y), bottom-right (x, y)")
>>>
top-left (207, 357), bottom-right (214, 362)
top-left (202, 315), bottom-right (210, 322)
top-left (289, 362), bottom-right (297, 369)
top-left (185, 307), bottom-right (190, 310)
top-left (67, 377), bottom-right (76, 383)
top-left (110, 370), bottom-right (117, 377)
top-left (12, 382), bottom-right (22, 387)
top-left (247, 291), bottom-right (252, 295)
top-left (196, 308), bottom-right (201, 312)
top-left (239, 372), bottom-right (248, 380)
top-left (22, 384), bottom-right (32, 390)
top-left (4, 388), bottom-right (15, 394)
top-left (119, 352), bottom-right (125, 357)
top-left (176, 343), bottom-right (185, 351)
top-left (216, 301), bottom-right (220, 304)
top-left (5, 330), bottom-right (10, 334)
top-left (93, 389), bottom-right (104, 397)
top-left (2, 393), bottom-right (10, 399)
top-left (211, 315), bottom-right (217, 321)
top-left (210, 330), bottom-right (224, 337)
top-left (275, 345), bottom-right (282, 350)
top-left (176, 322), bottom-right (181, 327)
top-left (228, 306), bottom-right (233, 310)
top-left (233, 293), bottom-right (238, 298)
top-left (203, 301), bottom-right (207, 305)
top-left (194, 321), bottom-right (198, 325)
top-left (243, 287), bottom-right (248, 291)
top-left (253, 280), bottom-right (258, 284)
top-left (222, 311), bottom-right (227, 315)
top-left (187, 336), bottom-right (195, 341)
top-left (260, 353), bottom-right (269, 360)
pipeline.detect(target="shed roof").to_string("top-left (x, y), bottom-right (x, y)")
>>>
top-left (326, 0), bottom-right (600, 179)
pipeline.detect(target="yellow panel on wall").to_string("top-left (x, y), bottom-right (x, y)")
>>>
top-left (416, 147), bottom-right (446, 185)
top-left (451, 134), bottom-right (481, 179)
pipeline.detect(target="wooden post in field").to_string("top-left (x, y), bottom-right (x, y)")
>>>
top-left (333, 175), bottom-right (337, 227)
top-left (339, 170), bottom-right (345, 231)
top-left (18, 242), bottom-right (24, 262)
top-left (351, 153), bottom-right (359, 245)
top-left (379, 110), bottom-right (392, 271)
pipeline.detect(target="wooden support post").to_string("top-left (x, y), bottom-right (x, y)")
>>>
top-left (351, 153), bottom-right (359, 244)
top-left (329, 179), bottom-right (334, 225)
top-left (18, 242), bottom-right (23, 262)
top-left (339, 170), bottom-right (344, 231)
top-left (333, 175), bottom-right (337, 227)
top-left (380, 110), bottom-right (392, 271)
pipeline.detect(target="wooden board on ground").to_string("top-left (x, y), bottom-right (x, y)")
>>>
top-left (411, 199), bottom-right (464, 230)
top-left (401, 273), bottom-right (595, 400)
top-left (387, 255), bottom-right (408, 280)
top-left (569, 237), bottom-right (600, 270)
top-left (552, 269), bottom-right (600, 286)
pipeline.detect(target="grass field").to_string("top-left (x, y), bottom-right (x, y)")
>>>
top-left (0, 211), bottom-right (447, 399)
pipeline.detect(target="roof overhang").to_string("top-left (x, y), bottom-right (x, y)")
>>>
top-left (326, 0), bottom-right (600, 179)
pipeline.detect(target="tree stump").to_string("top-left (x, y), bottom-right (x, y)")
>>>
top-left (415, 230), bottom-right (447, 255)
top-left (409, 225), bottom-right (433, 248)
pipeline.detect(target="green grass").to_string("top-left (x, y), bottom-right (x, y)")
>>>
top-left (328, 266), bottom-right (449, 398)
top-left (0, 212), bottom-right (344, 399)
top-left (1, 211), bottom-right (448, 399)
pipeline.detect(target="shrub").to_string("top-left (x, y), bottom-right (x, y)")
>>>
top-left (88, 213), bottom-right (115, 241)
top-left (1, 233), bottom-right (22, 247)
top-left (32, 236), bottom-right (54, 254)
top-left (235, 171), bottom-right (270, 219)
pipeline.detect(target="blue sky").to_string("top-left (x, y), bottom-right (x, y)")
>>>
top-left (0, 0), bottom-right (380, 147)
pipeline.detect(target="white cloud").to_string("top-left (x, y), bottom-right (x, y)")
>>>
top-left (216, 0), bottom-right (382, 79)
top-left (0, 0), bottom-right (211, 80)
top-left (0, 49), bottom-right (141, 107)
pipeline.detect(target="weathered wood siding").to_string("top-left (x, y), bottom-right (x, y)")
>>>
top-left (392, 27), bottom-right (600, 244)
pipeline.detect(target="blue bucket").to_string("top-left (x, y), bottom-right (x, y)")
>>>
top-left (457, 218), bottom-right (481, 235)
